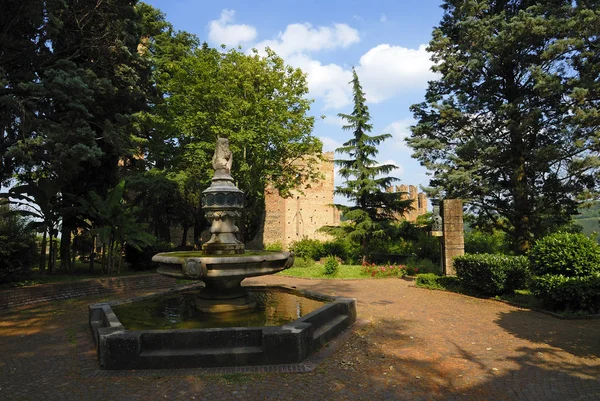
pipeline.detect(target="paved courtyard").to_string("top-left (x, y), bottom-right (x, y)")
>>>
top-left (1, 276), bottom-right (599, 401)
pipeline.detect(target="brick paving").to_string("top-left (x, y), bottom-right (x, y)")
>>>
top-left (1, 276), bottom-right (599, 401)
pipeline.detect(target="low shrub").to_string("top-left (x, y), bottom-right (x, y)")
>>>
top-left (415, 273), bottom-right (460, 290)
top-left (322, 237), bottom-right (359, 263)
top-left (529, 232), bottom-right (600, 277)
top-left (323, 255), bottom-right (339, 276)
top-left (454, 254), bottom-right (531, 296)
top-left (289, 238), bottom-right (324, 260)
top-left (531, 273), bottom-right (600, 314)
top-left (264, 242), bottom-right (283, 252)
top-left (405, 256), bottom-right (440, 275)
top-left (291, 257), bottom-right (315, 269)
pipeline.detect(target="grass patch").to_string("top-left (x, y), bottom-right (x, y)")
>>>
top-left (278, 264), bottom-right (369, 279)
top-left (219, 373), bottom-right (254, 385)
top-left (66, 328), bottom-right (77, 344)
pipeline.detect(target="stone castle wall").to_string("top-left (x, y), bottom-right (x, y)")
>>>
top-left (263, 152), bottom-right (340, 249)
top-left (387, 184), bottom-right (428, 222)
top-left (262, 153), bottom-right (429, 249)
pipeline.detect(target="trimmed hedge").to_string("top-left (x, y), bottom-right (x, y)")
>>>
top-left (531, 273), bottom-right (600, 314)
top-left (529, 232), bottom-right (600, 277)
top-left (454, 254), bottom-right (531, 296)
top-left (415, 273), bottom-right (459, 290)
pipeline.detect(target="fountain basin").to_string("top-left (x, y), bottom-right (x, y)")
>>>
top-left (152, 250), bottom-right (294, 312)
top-left (89, 284), bottom-right (357, 370)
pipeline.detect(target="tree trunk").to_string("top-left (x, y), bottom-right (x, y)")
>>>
top-left (89, 236), bottom-right (96, 275)
top-left (117, 242), bottom-right (123, 274)
top-left (101, 245), bottom-right (106, 274)
top-left (39, 230), bottom-right (47, 274)
top-left (48, 235), bottom-right (57, 275)
top-left (60, 227), bottom-right (71, 272)
top-left (48, 233), bottom-right (55, 275)
top-left (180, 225), bottom-right (189, 247)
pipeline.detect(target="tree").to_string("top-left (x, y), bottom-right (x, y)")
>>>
top-left (147, 44), bottom-right (322, 242)
top-left (408, 1), bottom-right (600, 253)
top-left (0, 180), bottom-right (62, 274)
top-left (1, 0), bottom-right (154, 269)
top-left (83, 180), bottom-right (154, 274)
top-left (325, 68), bottom-right (412, 260)
top-left (0, 201), bottom-right (37, 283)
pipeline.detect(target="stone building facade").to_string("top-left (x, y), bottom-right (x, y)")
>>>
top-left (263, 152), bottom-right (340, 249)
top-left (262, 153), bottom-right (429, 250)
top-left (387, 184), bottom-right (428, 222)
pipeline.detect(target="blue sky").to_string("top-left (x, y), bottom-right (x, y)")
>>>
top-left (145, 0), bottom-right (445, 200)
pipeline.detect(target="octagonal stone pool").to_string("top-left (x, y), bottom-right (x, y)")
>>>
top-left (89, 284), bottom-right (356, 370)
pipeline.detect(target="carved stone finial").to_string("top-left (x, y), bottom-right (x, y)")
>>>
top-left (212, 137), bottom-right (233, 175)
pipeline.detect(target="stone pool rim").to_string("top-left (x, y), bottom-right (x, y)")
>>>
top-left (89, 284), bottom-right (357, 370)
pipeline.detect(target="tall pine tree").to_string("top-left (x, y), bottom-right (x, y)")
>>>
top-left (327, 68), bottom-right (412, 260)
top-left (408, 0), bottom-right (600, 254)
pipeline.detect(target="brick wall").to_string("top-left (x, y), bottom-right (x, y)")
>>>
top-left (0, 274), bottom-right (177, 311)
top-left (264, 152), bottom-right (340, 249)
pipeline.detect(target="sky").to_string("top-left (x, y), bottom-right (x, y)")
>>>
top-left (144, 0), bottom-right (445, 203)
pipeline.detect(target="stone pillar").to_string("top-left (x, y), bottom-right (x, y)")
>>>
top-left (441, 199), bottom-right (464, 276)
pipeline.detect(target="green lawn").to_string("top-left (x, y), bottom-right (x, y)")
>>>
top-left (278, 264), bottom-right (372, 279)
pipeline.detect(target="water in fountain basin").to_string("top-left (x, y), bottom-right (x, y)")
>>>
top-left (112, 288), bottom-right (328, 330)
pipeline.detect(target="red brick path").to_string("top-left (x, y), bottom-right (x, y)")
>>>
top-left (1, 276), bottom-right (599, 400)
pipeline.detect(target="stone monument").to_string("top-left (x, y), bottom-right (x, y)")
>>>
top-left (440, 199), bottom-right (464, 275)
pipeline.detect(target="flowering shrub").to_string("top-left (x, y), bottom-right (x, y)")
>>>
top-left (361, 262), bottom-right (407, 277)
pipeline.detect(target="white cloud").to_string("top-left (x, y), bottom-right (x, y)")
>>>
top-left (380, 14), bottom-right (388, 23)
top-left (383, 118), bottom-right (416, 151)
top-left (287, 54), bottom-right (353, 110)
top-left (289, 43), bottom-right (435, 109)
top-left (208, 9), bottom-right (257, 47)
top-left (254, 23), bottom-right (359, 59)
top-left (319, 136), bottom-right (342, 153)
top-left (356, 44), bottom-right (436, 104)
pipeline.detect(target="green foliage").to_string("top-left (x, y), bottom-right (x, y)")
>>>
top-left (454, 254), bottom-right (531, 296)
top-left (264, 242), bottom-right (283, 252)
top-left (531, 274), bottom-right (600, 314)
top-left (464, 229), bottom-right (509, 255)
top-left (408, 1), bottom-right (600, 253)
top-left (324, 68), bottom-right (412, 257)
top-left (143, 38), bottom-right (322, 242)
top-left (289, 238), bottom-right (324, 260)
top-left (361, 262), bottom-right (406, 277)
top-left (323, 256), bottom-right (340, 276)
top-left (125, 240), bottom-right (176, 271)
top-left (322, 237), bottom-right (359, 264)
top-left (290, 257), bottom-right (315, 269)
top-left (0, 204), bottom-right (37, 283)
top-left (529, 232), bottom-right (600, 277)
top-left (415, 273), bottom-right (460, 291)
top-left (405, 256), bottom-right (440, 275)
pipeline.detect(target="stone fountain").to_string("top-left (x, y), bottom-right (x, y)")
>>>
top-left (89, 138), bottom-right (356, 370)
top-left (152, 137), bottom-right (294, 312)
